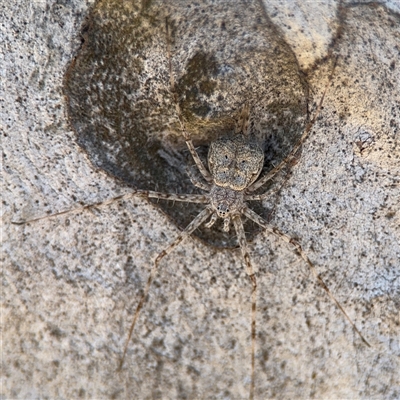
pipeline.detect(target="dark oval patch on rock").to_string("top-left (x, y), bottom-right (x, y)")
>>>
top-left (64, 0), bottom-right (309, 248)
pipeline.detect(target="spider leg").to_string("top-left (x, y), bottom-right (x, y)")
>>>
top-left (165, 18), bottom-right (213, 184)
top-left (12, 190), bottom-right (209, 224)
top-left (242, 206), bottom-right (371, 348)
top-left (232, 215), bottom-right (257, 400)
top-left (118, 206), bottom-right (213, 370)
top-left (235, 102), bottom-right (250, 136)
top-left (186, 166), bottom-right (212, 191)
top-left (245, 165), bottom-right (294, 202)
top-left (247, 58), bottom-right (338, 193)
top-left (205, 212), bottom-right (218, 228)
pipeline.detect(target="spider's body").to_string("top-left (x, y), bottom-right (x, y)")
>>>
top-left (202, 110), bottom-right (265, 230)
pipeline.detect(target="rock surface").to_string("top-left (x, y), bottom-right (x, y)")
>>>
top-left (2, 1), bottom-right (399, 399)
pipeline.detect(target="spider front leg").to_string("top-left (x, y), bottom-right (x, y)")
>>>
top-left (244, 166), bottom-right (295, 202)
top-left (186, 166), bottom-right (212, 191)
top-left (245, 145), bottom-right (303, 203)
top-left (174, 107), bottom-right (213, 184)
top-left (247, 58), bottom-right (338, 194)
top-left (119, 206), bottom-right (213, 370)
top-left (246, 118), bottom-right (315, 194)
top-left (165, 18), bottom-right (213, 185)
top-left (235, 102), bottom-right (250, 135)
top-left (242, 206), bottom-right (371, 348)
top-left (11, 190), bottom-right (209, 225)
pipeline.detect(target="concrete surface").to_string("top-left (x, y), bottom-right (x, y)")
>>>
top-left (2, 1), bottom-right (399, 399)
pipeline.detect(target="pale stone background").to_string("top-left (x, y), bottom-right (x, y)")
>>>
top-left (2, 1), bottom-right (399, 399)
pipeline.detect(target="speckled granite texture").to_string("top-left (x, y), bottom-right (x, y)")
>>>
top-left (2, 1), bottom-right (399, 398)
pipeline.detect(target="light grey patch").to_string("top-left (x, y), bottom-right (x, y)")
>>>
top-left (333, 3), bottom-right (400, 170)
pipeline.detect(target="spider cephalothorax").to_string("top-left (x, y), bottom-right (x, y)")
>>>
top-left (206, 109), bottom-right (265, 230)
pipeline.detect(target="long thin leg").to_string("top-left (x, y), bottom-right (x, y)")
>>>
top-left (165, 18), bottom-right (213, 184)
top-left (186, 167), bottom-right (212, 191)
top-left (11, 190), bottom-right (209, 224)
top-left (247, 58), bottom-right (338, 193)
top-left (243, 206), bottom-right (371, 347)
top-left (235, 102), bottom-right (250, 136)
top-left (232, 215), bottom-right (257, 400)
top-left (118, 206), bottom-right (214, 370)
top-left (245, 149), bottom-right (302, 202)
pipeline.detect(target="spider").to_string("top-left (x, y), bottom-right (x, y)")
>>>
top-left (12, 35), bottom-right (369, 400)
